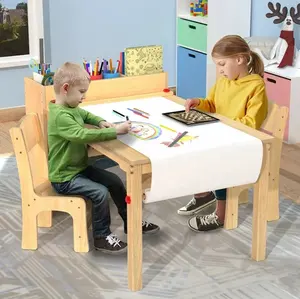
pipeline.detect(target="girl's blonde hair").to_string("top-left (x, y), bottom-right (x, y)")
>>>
top-left (211, 35), bottom-right (264, 78)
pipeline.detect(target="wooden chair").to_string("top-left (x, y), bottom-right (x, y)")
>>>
top-left (10, 113), bottom-right (92, 252)
top-left (224, 101), bottom-right (289, 229)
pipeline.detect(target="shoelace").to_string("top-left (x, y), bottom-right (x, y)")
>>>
top-left (186, 197), bottom-right (196, 208)
top-left (142, 221), bottom-right (151, 228)
top-left (106, 234), bottom-right (122, 247)
top-left (197, 213), bottom-right (219, 226)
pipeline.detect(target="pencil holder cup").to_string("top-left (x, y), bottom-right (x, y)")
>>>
top-left (103, 69), bottom-right (120, 79)
top-left (90, 74), bottom-right (102, 80)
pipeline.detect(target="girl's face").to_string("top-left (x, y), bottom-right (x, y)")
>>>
top-left (213, 56), bottom-right (248, 80)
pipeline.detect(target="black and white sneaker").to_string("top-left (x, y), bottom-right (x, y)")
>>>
top-left (177, 192), bottom-right (216, 216)
top-left (124, 221), bottom-right (160, 235)
top-left (188, 212), bottom-right (223, 232)
top-left (94, 234), bottom-right (127, 254)
top-left (141, 221), bottom-right (160, 234)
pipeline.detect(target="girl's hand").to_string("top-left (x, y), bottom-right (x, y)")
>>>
top-left (115, 121), bottom-right (132, 135)
top-left (185, 98), bottom-right (200, 112)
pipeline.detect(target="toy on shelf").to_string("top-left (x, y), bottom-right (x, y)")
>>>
top-left (255, 2), bottom-right (300, 68)
top-left (190, 0), bottom-right (208, 17)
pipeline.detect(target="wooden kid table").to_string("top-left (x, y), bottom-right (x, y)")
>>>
top-left (81, 95), bottom-right (274, 292)
top-left (24, 73), bottom-right (275, 292)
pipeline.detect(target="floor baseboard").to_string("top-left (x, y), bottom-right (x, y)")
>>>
top-left (0, 106), bottom-right (25, 122)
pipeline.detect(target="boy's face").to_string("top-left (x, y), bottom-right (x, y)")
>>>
top-left (213, 56), bottom-right (246, 80)
top-left (61, 80), bottom-right (89, 108)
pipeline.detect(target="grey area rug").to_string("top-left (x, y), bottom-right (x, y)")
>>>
top-left (1, 156), bottom-right (300, 299)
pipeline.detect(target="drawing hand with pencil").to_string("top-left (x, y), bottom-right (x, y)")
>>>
top-left (115, 121), bottom-right (132, 135)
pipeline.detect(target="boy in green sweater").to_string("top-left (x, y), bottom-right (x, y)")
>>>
top-left (48, 62), bottom-right (159, 254)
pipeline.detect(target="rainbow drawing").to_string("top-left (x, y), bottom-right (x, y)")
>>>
top-left (129, 121), bottom-right (162, 140)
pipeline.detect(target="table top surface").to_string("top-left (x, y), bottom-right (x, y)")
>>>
top-left (81, 94), bottom-right (274, 166)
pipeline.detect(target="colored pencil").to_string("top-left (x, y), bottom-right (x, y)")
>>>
top-left (127, 108), bottom-right (149, 119)
top-left (160, 124), bottom-right (177, 133)
top-left (133, 108), bottom-right (150, 116)
top-left (115, 60), bottom-right (120, 74)
top-left (109, 59), bottom-right (113, 73)
top-left (168, 131), bottom-right (188, 147)
top-left (112, 110), bottom-right (125, 118)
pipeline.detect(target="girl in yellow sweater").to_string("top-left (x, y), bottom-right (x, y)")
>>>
top-left (177, 35), bottom-right (268, 232)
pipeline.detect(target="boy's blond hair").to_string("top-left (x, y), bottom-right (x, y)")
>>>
top-left (53, 62), bottom-right (91, 94)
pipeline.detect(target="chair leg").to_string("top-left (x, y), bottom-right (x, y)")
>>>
top-left (22, 210), bottom-right (38, 250)
top-left (224, 187), bottom-right (241, 230)
top-left (37, 211), bottom-right (53, 228)
top-left (239, 189), bottom-right (249, 205)
top-left (72, 208), bottom-right (89, 253)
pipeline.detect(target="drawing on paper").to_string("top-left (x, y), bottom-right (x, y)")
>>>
top-left (161, 132), bottom-right (199, 147)
top-left (129, 121), bottom-right (162, 140)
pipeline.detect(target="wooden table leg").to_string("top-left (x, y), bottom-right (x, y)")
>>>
top-left (224, 186), bottom-right (241, 230)
top-left (252, 143), bottom-right (271, 261)
top-left (126, 165), bottom-right (143, 291)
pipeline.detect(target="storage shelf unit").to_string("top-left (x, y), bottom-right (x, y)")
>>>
top-left (176, 0), bottom-right (252, 99)
top-left (264, 65), bottom-right (300, 144)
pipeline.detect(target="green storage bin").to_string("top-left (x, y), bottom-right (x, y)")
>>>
top-left (177, 18), bottom-right (207, 53)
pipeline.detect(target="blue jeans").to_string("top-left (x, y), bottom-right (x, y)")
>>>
top-left (215, 189), bottom-right (226, 200)
top-left (52, 160), bottom-right (127, 238)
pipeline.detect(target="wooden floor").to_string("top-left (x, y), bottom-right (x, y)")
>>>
top-left (0, 121), bottom-right (19, 156)
top-left (1, 120), bottom-right (300, 204)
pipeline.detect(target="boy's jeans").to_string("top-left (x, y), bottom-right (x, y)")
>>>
top-left (215, 189), bottom-right (226, 200)
top-left (52, 162), bottom-right (127, 238)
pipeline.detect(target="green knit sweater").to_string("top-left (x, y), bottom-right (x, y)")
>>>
top-left (48, 102), bottom-right (117, 182)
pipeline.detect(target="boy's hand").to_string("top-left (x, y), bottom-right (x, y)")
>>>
top-left (185, 98), bottom-right (200, 112)
top-left (99, 121), bottom-right (114, 128)
top-left (115, 121), bottom-right (132, 135)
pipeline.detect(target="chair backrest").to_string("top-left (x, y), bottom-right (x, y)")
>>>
top-left (10, 113), bottom-right (48, 200)
top-left (261, 101), bottom-right (289, 140)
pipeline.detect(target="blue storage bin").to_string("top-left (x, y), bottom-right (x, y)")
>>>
top-left (177, 46), bottom-right (207, 99)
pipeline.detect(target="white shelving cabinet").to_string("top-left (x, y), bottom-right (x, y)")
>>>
top-left (176, 0), bottom-right (252, 98)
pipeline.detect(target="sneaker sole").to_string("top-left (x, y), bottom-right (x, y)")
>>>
top-left (143, 227), bottom-right (160, 235)
top-left (187, 219), bottom-right (223, 232)
top-left (94, 246), bottom-right (127, 255)
top-left (124, 227), bottom-right (160, 235)
top-left (177, 198), bottom-right (216, 216)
